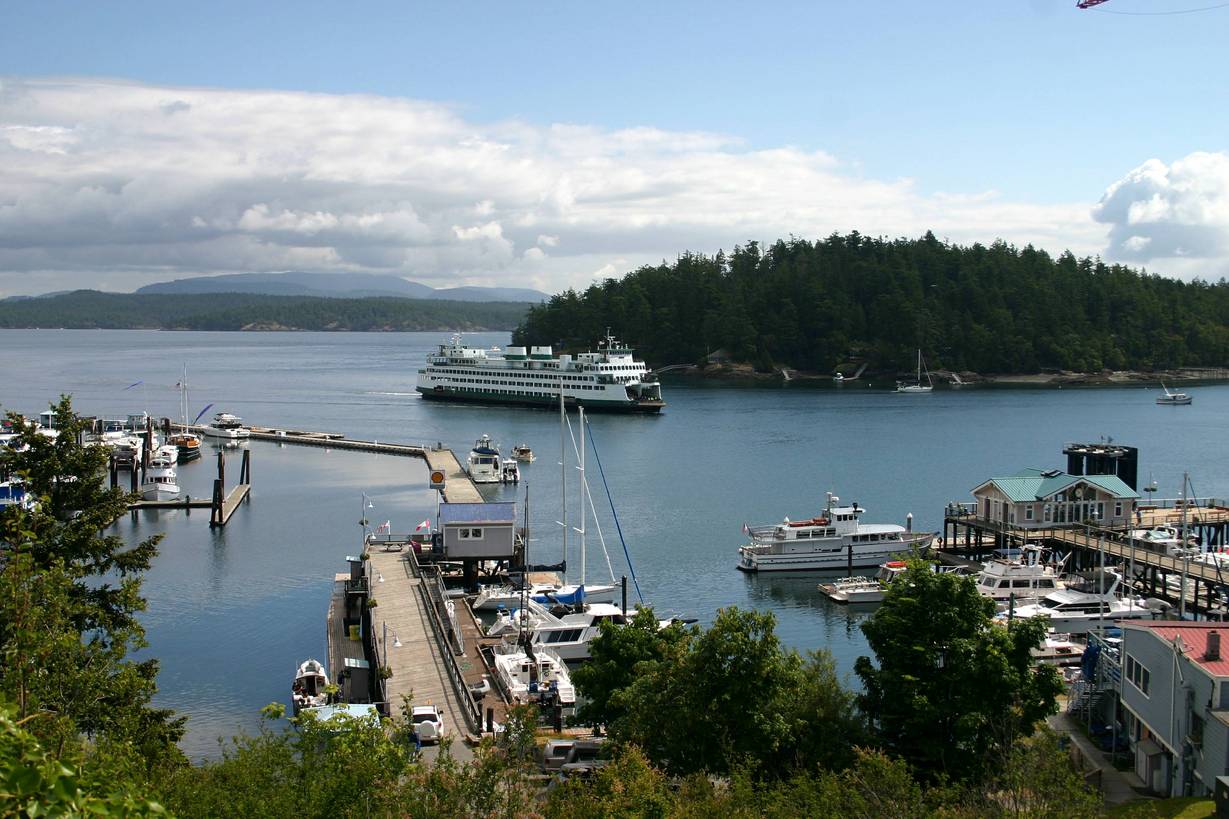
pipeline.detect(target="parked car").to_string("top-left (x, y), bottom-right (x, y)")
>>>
top-left (411, 704), bottom-right (445, 744)
top-left (558, 739), bottom-right (608, 779)
top-left (541, 739), bottom-right (575, 772)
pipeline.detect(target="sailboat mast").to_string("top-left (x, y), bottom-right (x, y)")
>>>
top-left (579, 406), bottom-right (586, 586)
top-left (559, 385), bottom-right (567, 584)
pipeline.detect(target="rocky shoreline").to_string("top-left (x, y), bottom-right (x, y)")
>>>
top-left (675, 362), bottom-right (1229, 387)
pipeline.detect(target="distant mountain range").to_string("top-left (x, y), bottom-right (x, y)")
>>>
top-left (132, 272), bottom-right (548, 303)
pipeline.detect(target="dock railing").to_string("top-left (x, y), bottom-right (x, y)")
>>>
top-left (406, 551), bottom-right (482, 735)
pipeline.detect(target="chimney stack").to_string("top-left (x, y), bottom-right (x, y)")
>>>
top-left (1206, 631), bottom-right (1221, 662)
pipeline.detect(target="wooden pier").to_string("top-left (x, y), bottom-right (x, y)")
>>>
top-left (942, 501), bottom-right (1229, 617)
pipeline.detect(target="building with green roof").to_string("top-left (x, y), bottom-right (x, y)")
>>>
top-left (971, 467), bottom-right (1139, 529)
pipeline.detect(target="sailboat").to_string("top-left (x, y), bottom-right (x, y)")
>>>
top-left (896, 349), bottom-right (934, 393)
top-left (167, 365), bottom-right (202, 462)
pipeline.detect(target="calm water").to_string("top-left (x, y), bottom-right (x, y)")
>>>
top-left (3, 329), bottom-right (1227, 758)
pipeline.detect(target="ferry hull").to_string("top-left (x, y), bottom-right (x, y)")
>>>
top-left (418, 387), bottom-right (664, 414)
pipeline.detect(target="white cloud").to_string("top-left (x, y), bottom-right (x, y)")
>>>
top-left (1093, 152), bottom-right (1229, 264)
top-left (0, 76), bottom-right (1117, 297)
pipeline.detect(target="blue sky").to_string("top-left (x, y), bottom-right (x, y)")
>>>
top-left (1, 0), bottom-right (1228, 294)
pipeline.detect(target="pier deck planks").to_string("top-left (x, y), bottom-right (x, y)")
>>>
top-left (325, 574), bottom-right (368, 703)
top-left (367, 550), bottom-right (473, 748)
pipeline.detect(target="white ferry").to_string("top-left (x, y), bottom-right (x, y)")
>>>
top-left (737, 492), bottom-right (933, 572)
top-left (416, 332), bottom-right (665, 413)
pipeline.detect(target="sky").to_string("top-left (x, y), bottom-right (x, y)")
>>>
top-left (1, 0), bottom-right (1228, 297)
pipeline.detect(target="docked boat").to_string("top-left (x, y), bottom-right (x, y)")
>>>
top-left (467, 434), bottom-right (502, 484)
top-left (818, 575), bottom-right (887, 604)
top-left (738, 492), bottom-right (933, 572)
top-left (896, 349), bottom-right (934, 393)
top-left (1006, 570), bottom-right (1164, 634)
top-left (1156, 383), bottom-right (1192, 405)
top-left (416, 331), bottom-right (665, 413)
top-left (139, 455), bottom-right (180, 501)
top-left (291, 658), bottom-right (330, 715)
top-left (501, 458), bottom-right (521, 484)
top-left (512, 444), bottom-right (535, 463)
top-left (487, 600), bottom-right (630, 662)
top-left (200, 412), bottom-right (251, 441)
top-left (489, 643), bottom-right (576, 713)
top-left (974, 547), bottom-right (1068, 606)
top-left (168, 431), bottom-right (202, 462)
top-left (168, 366), bottom-right (203, 461)
top-left (1129, 524), bottom-right (1200, 556)
top-left (474, 582), bottom-right (561, 611)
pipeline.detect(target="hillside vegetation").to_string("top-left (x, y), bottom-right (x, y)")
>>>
top-left (514, 232), bottom-right (1229, 375)
top-left (0, 290), bottom-right (531, 331)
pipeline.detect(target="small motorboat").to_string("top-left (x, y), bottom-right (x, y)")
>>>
top-left (501, 458), bottom-right (521, 484)
top-left (512, 444), bottom-right (535, 463)
top-left (292, 658), bottom-right (330, 715)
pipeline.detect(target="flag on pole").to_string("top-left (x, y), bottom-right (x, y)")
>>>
top-left (193, 403), bottom-right (215, 424)
top-left (376, 520), bottom-right (391, 534)
top-left (415, 519), bottom-right (431, 531)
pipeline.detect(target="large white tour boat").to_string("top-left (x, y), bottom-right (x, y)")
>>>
top-left (738, 492), bottom-right (933, 572)
top-left (416, 332), bottom-right (665, 413)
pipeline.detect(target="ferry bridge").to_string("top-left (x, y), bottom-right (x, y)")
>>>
top-left (941, 499), bottom-right (1229, 618)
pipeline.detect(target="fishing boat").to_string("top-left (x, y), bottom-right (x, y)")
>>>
top-left (416, 330), bottom-right (665, 413)
top-left (896, 349), bottom-right (933, 393)
top-left (738, 492), bottom-right (933, 572)
top-left (512, 444), bottom-right (535, 463)
top-left (467, 434), bottom-right (502, 484)
top-left (1156, 383), bottom-right (1192, 405)
top-left (291, 658), bottom-right (330, 715)
top-left (200, 412), bottom-right (251, 441)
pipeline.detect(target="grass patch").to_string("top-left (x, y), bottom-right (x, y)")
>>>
top-left (1109, 796), bottom-right (1214, 818)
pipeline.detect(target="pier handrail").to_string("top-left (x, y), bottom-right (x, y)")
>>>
top-left (406, 551), bottom-right (482, 735)
top-left (421, 563), bottom-right (465, 654)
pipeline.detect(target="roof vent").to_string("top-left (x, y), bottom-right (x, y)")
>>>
top-left (1207, 631), bottom-right (1221, 662)
top-left (1040, 469), bottom-right (1062, 478)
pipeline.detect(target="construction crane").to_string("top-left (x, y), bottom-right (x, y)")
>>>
top-left (1076, 0), bottom-right (1111, 7)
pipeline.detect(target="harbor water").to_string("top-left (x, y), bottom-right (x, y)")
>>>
top-left (3, 329), bottom-right (1228, 758)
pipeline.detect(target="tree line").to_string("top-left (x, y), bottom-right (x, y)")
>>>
top-left (0, 401), bottom-right (1111, 816)
top-left (514, 231), bottom-right (1229, 375)
top-left (0, 290), bottom-right (531, 332)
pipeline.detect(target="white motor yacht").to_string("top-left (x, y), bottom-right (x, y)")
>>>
top-left (139, 455), bottom-right (180, 501)
top-left (1129, 524), bottom-right (1200, 556)
top-left (818, 575), bottom-right (887, 604)
top-left (738, 492), bottom-right (932, 572)
top-left (974, 546), bottom-right (1068, 606)
top-left (490, 643), bottom-right (576, 714)
top-left (512, 444), bottom-right (535, 463)
top-left (487, 600), bottom-right (629, 662)
top-left (1005, 569), bottom-right (1163, 634)
top-left (501, 458), bottom-right (521, 484)
top-left (467, 434), bottom-right (501, 484)
top-left (201, 412), bottom-right (251, 441)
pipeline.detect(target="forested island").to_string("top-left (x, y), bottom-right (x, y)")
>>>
top-left (0, 290), bottom-right (531, 332)
top-left (514, 232), bottom-right (1229, 379)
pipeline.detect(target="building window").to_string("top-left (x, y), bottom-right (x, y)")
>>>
top-left (1025, 505), bottom-right (1034, 521)
top-left (1125, 654), bottom-right (1151, 696)
top-left (1115, 501), bottom-right (1123, 518)
top-left (1044, 504), bottom-right (1051, 523)
top-left (458, 528), bottom-right (484, 539)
